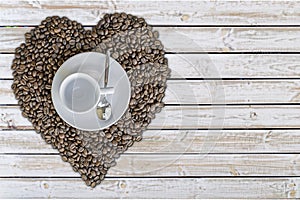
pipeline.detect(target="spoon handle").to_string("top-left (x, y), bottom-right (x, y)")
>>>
top-left (104, 50), bottom-right (110, 88)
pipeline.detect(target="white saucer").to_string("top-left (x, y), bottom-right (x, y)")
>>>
top-left (51, 52), bottom-right (131, 131)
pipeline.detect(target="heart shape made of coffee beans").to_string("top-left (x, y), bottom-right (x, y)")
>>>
top-left (11, 13), bottom-right (170, 187)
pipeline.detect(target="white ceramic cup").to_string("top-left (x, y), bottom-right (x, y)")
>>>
top-left (59, 73), bottom-right (100, 113)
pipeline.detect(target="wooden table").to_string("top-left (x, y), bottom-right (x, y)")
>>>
top-left (1, 0), bottom-right (300, 198)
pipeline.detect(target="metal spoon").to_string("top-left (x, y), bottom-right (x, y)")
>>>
top-left (96, 50), bottom-right (112, 120)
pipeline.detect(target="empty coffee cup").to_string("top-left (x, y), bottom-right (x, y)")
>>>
top-left (59, 73), bottom-right (100, 113)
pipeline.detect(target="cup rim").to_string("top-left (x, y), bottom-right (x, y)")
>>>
top-left (59, 72), bottom-right (101, 114)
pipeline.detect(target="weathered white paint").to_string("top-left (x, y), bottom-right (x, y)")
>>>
top-left (2, 105), bottom-right (300, 129)
top-left (1, 154), bottom-right (300, 177)
top-left (3, 79), bottom-right (300, 104)
top-left (2, 27), bottom-right (300, 52)
top-left (1, 1), bottom-right (300, 26)
top-left (1, 1), bottom-right (300, 198)
top-left (2, 54), bottom-right (300, 79)
top-left (0, 178), bottom-right (298, 198)
top-left (0, 54), bottom-right (13, 78)
top-left (3, 130), bottom-right (300, 154)
top-left (167, 54), bottom-right (300, 79)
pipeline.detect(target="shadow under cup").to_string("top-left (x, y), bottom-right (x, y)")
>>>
top-left (59, 73), bottom-right (100, 113)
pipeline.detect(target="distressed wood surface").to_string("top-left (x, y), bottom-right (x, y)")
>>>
top-left (2, 54), bottom-right (300, 79)
top-left (3, 27), bottom-right (300, 53)
top-left (0, 178), bottom-right (298, 198)
top-left (1, 154), bottom-right (300, 177)
top-left (2, 105), bottom-right (300, 129)
top-left (4, 130), bottom-right (300, 154)
top-left (2, 0), bottom-right (300, 198)
top-left (4, 79), bottom-right (300, 105)
top-left (0, 54), bottom-right (14, 79)
top-left (1, 1), bottom-right (300, 26)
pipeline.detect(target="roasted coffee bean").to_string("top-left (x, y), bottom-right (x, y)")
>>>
top-left (82, 174), bottom-right (87, 181)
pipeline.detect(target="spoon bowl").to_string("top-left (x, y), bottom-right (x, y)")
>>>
top-left (96, 95), bottom-right (112, 120)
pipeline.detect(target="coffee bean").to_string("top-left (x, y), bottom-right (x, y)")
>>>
top-left (91, 182), bottom-right (96, 188)
top-left (76, 43), bottom-right (81, 49)
top-left (35, 65), bottom-right (43, 71)
top-left (69, 40), bottom-right (76, 46)
top-left (91, 170), bottom-right (96, 177)
top-left (62, 156), bottom-right (68, 162)
top-left (82, 174), bottom-right (87, 181)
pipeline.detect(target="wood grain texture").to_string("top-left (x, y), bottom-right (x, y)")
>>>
top-left (4, 79), bottom-right (300, 105)
top-left (149, 105), bottom-right (300, 129)
top-left (0, 178), bottom-right (298, 198)
top-left (2, 27), bottom-right (300, 53)
top-left (3, 130), bottom-right (300, 154)
top-left (2, 105), bottom-right (300, 129)
top-left (2, 1), bottom-right (300, 198)
top-left (167, 54), bottom-right (300, 79)
top-left (1, 154), bottom-right (300, 177)
top-left (0, 54), bottom-right (13, 79)
top-left (2, 54), bottom-right (300, 79)
top-left (0, 1), bottom-right (300, 26)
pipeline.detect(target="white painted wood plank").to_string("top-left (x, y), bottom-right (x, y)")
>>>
top-left (3, 130), bottom-right (300, 154)
top-left (0, 178), bottom-right (298, 198)
top-left (129, 79), bottom-right (300, 104)
top-left (1, 154), bottom-right (300, 177)
top-left (150, 105), bottom-right (300, 129)
top-left (3, 54), bottom-right (300, 79)
top-left (0, 80), bottom-right (14, 104)
top-left (159, 27), bottom-right (300, 52)
top-left (2, 27), bottom-right (300, 53)
top-left (167, 54), bottom-right (300, 79)
top-left (3, 79), bottom-right (300, 104)
top-left (0, 54), bottom-right (13, 78)
top-left (0, 1), bottom-right (300, 26)
top-left (0, 131), bottom-right (56, 153)
top-left (2, 105), bottom-right (300, 129)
